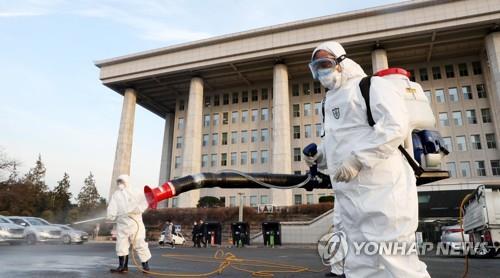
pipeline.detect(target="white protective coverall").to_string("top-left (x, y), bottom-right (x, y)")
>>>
top-left (313, 42), bottom-right (430, 277)
top-left (107, 174), bottom-right (152, 262)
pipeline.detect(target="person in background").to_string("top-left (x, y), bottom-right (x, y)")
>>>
top-left (192, 221), bottom-right (200, 248)
top-left (198, 219), bottom-right (207, 248)
top-left (163, 219), bottom-right (175, 249)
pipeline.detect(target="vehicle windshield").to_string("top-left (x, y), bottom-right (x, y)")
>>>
top-left (26, 218), bottom-right (48, 226)
top-left (0, 217), bottom-right (9, 224)
top-left (36, 218), bottom-right (51, 225)
top-left (9, 218), bottom-right (28, 226)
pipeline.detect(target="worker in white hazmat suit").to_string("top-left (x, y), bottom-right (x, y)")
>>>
top-left (107, 174), bottom-right (152, 273)
top-left (304, 41), bottom-right (430, 278)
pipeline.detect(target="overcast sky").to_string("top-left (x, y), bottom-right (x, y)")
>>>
top-left (0, 0), bottom-right (404, 201)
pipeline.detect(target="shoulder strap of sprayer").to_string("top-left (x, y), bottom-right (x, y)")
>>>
top-left (359, 76), bottom-right (424, 177)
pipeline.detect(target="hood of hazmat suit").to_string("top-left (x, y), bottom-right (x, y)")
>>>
top-left (312, 41), bottom-right (429, 277)
top-left (107, 174), bottom-right (151, 262)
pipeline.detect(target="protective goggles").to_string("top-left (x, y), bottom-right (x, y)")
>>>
top-left (309, 55), bottom-right (346, 79)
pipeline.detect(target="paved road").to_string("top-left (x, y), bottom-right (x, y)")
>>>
top-left (0, 242), bottom-right (498, 277)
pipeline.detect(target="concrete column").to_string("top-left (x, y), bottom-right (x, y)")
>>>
top-left (485, 32), bottom-right (500, 147)
top-left (371, 48), bottom-right (388, 73)
top-left (272, 63), bottom-right (292, 206)
top-left (109, 88), bottom-right (137, 200)
top-left (157, 112), bottom-right (175, 208)
top-left (178, 77), bottom-right (203, 207)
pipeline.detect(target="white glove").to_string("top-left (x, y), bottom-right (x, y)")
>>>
top-left (333, 156), bottom-right (362, 183)
top-left (304, 151), bottom-right (323, 168)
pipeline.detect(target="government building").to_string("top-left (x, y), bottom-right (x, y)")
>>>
top-left (96, 0), bottom-right (500, 208)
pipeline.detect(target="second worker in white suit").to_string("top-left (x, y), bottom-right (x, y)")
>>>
top-left (304, 41), bottom-right (430, 278)
top-left (107, 174), bottom-right (152, 273)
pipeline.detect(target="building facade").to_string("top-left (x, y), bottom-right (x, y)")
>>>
top-left (96, 0), bottom-right (500, 208)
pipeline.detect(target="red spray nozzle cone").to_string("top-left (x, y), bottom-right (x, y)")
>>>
top-left (144, 182), bottom-right (176, 209)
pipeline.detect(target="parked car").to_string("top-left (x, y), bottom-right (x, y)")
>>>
top-left (53, 224), bottom-right (89, 244)
top-left (7, 216), bottom-right (63, 244)
top-left (0, 215), bottom-right (26, 245)
top-left (158, 231), bottom-right (186, 246)
top-left (440, 224), bottom-right (470, 253)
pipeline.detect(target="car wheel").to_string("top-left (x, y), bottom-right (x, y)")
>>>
top-left (474, 244), bottom-right (496, 258)
top-left (26, 234), bottom-right (37, 245)
top-left (63, 235), bottom-right (71, 244)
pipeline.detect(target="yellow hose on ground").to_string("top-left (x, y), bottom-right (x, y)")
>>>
top-left (128, 216), bottom-right (327, 277)
top-left (458, 193), bottom-right (473, 278)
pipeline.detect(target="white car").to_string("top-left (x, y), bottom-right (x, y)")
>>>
top-left (0, 215), bottom-right (26, 245)
top-left (53, 224), bottom-right (89, 244)
top-left (159, 231), bottom-right (186, 246)
top-left (440, 224), bottom-right (470, 253)
top-left (7, 216), bottom-right (63, 245)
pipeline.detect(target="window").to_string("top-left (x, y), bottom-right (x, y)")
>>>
top-left (466, 110), bottom-right (477, 124)
top-left (204, 96), bottom-right (211, 107)
top-left (223, 93), bottom-right (229, 105)
top-left (477, 84), bottom-right (487, 98)
top-left (251, 89), bottom-right (258, 101)
top-left (462, 86), bottom-right (473, 100)
top-left (250, 196), bottom-right (257, 207)
top-left (204, 114), bottom-right (210, 127)
top-left (481, 108), bottom-right (491, 123)
top-left (447, 162), bottom-right (457, 178)
top-left (424, 90), bottom-right (432, 103)
top-left (241, 110), bottom-right (248, 123)
top-left (445, 65), bottom-right (455, 78)
top-left (443, 137), bottom-right (453, 152)
top-left (460, 162), bottom-right (471, 177)
top-left (232, 92), bottom-right (239, 104)
top-left (178, 118), bottom-right (184, 129)
top-left (223, 112), bottom-right (229, 125)
top-left (214, 95), bottom-right (220, 106)
top-left (314, 102), bottom-right (322, 115)
top-left (251, 109), bottom-right (258, 122)
top-left (179, 100), bottom-right (185, 111)
top-left (261, 128), bottom-right (269, 142)
top-left (419, 68), bottom-right (428, 81)
top-left (175, 156), bottom-right (181, 168)
top-left (315, 123), bottom-right (322, 137)
top-left (242, 91), bottom-right (248, 102)
top-left (230, 152), bottom-right (237, 166)
top-left (172, 197), bottom-right (178, 208)
top-left (176, 136), bottom-right (183, 149)
top-left (448, 88), bottom-right (458, 102)
top-left (292, 84), bottom-right (300, 96)
top-left (439, 112), bottom-right (449, 127)
top-left (452, 111), bottom-right (463, 126)
top-left (486, 133), bottom-right (497, 149)
top-left (251, 129), bottom-right (258, 143)
top-left (435, 89), bottom-right (445, 103)
top-left (240, 152), bottom-right (248, 165)
top-left (202, 134), bottom-right (209, 147)
top-left (231, 131), bottom-right (238, 144)
top-left (491, 160), bottom-right (500, 176)
top-left (432, 66), bottom-right (441, 80)
top-left (304, 103), bottom-right (311, 116)
top-left (251, 151), bottom-right (258, 164)
top-left (294, 194), bottom-right (302, 205)
top-left (475, 161), bottom-right (486, 176)
top-left (313, 81), bottom-right (321, 94)
top-left (260, 195), bottom-right (269, 204)
top-left (470, 134), bottom-right (481, 150)
top-left (304, 125), bottom-right (312, 138)
top-left (221, 153), bottom-right (227, 166)
top-left (261, 150), bottom-right (269, 164)
top-left (306, 194), bottom-right (314, 205)
top-left (293, 126), bottom-right (300, 139)
top-left (202, 154), bottom-right (208, 168)
top-left (458, 63), bottom-right (468, 76)
top-left (212, 133), bottom-right (218, 146)
top-left (303, 83), bottom-right (310, 95)
top-left (229, 196), bottom-right (236, 207)
top-left (472, 61), bottom-right (482, 75)
top-left (213, 113), bottom-right (219, 126)
top-left (294, 170), bottom-right (301, 175)
top-left (261, 88), bottom-right (268, 100)
top-left (293, 148), bottom-right (301, 162)
top-left (456, 136), bottom-right (467, 151)
top-left (292, 104), bottom-right (300, 117)
top-left (408, 69), bottom-right (415, 82)
top-left (211, 154), bottom-right (217, 167)
top-left (261, 108), bottom-right (269, 121)
top-left (222, 132), bottom-right (228, 145)
top-left (241, 130), bottom-right (248, 143)
top-left (231, 111), bottom-right (238, 124)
